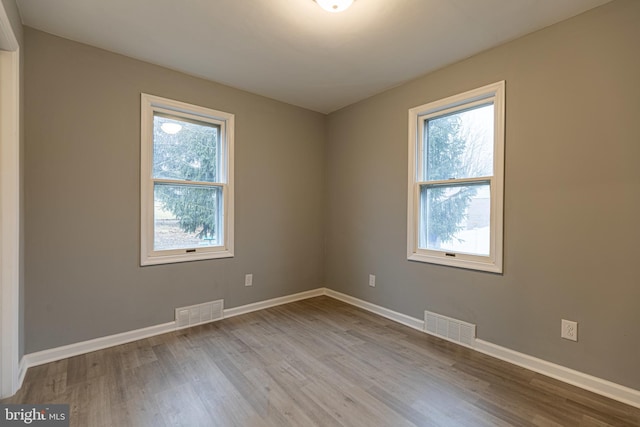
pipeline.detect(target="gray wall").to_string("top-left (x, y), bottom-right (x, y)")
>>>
top-left (325, 0), bottom-right (640, 390)
top-left (0, 0), bottom-right (21, 44)
top-left (24, 28), bottom-right (326, 353)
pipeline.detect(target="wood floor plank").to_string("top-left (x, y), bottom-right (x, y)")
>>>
top-left (3, 296), bottom-right (639, 426)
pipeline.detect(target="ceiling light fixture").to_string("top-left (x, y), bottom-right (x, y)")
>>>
top-left (315, 0), bottom-right (354, 13)
top-left (160, 122), bottom-right (183, 134)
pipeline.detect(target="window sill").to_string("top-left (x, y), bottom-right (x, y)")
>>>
top-left (141, 249), bottom-right (234, 266)
top-left (407, 252), bottom-right (502, 274)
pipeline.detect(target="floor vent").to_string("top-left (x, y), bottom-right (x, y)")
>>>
top-left (424, 310), bottom-right (476, 348)
top-left (175, 299), bottom-right (224, 329)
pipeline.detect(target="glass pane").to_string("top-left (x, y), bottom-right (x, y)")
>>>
top-left (153, 114), bottom-right (221, 182)
top-left (419, 183), bottom-right (490, 256)
top-left (154, 184), bottom-right (223, 251)
top-left (423, 103), bottom-right (494, 181)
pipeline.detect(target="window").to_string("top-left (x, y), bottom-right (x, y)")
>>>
top-left (407, 81), bottom-right (505, 273)
top-left (141, 94), bottom-right (234, 265)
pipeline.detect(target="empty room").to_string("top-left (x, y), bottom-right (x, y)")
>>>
top-left (1, 0), bottom-right (639, 425)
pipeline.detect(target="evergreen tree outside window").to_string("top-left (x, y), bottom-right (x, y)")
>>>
top-left (141, 94), bottom-right (234, 265)
top-left (407, 82), bottom-right (504, 273)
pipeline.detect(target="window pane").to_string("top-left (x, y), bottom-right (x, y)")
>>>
top-left (154, 184), bottom-right (223, 251)
top-left (423, 103), bottom-right (494, 181)
top-left (153, 114), bottom-right (221, 182)
top-left (419, 183), bottom-right (490, 256)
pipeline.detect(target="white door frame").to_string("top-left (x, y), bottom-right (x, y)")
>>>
top-left (0, 2), bottom-right (20, 399)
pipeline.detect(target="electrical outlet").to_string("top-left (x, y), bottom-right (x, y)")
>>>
top-left (369, 274), bottom-right (375, 287)
top-left (245, 274), bottom-right (253, 287)
top-left (561, 319), bottom-right (578, 341)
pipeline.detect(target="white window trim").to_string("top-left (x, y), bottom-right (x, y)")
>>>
top-left (140, 94), bottom-right (234, 266)
top-left (407, 81), bottom-right (505, 273)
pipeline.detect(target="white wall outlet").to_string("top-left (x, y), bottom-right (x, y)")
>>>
top-left (561, 319), bottom-right (578, 341)
top-left (369, 274), bottom-right (375, 287)
top-left (245, 274), bottom-right (253, 287)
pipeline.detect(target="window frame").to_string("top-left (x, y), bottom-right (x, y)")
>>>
top-left (407, 81), bottom-right (505, 273)
top-left (140, 93), bottom-right (234, 266)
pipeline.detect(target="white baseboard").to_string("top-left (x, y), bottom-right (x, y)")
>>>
top-left (16, 287), bottom-right (640, 409)
top-left (325, 289), bottom-right (425, 332)
top-left (325, 289), bottom-right (639, 409)
top-left (223, 288), bottom-right (325, 319)
top-left (24, 321), bottom-right (176, 369)
top-left (474, 339), bottom-right (640, 409)
top-left (21, 288), bottom-right (326, 370)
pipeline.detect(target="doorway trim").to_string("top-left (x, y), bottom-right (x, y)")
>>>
top-left (0, 2), bottom-right (21, 398)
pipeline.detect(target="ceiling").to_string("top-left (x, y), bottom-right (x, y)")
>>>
top-left (16, 0), bottom-right (611, 113)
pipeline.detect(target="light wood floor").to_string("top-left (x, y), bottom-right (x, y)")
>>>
top-left (4, 296), bottom-right (639, 426)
